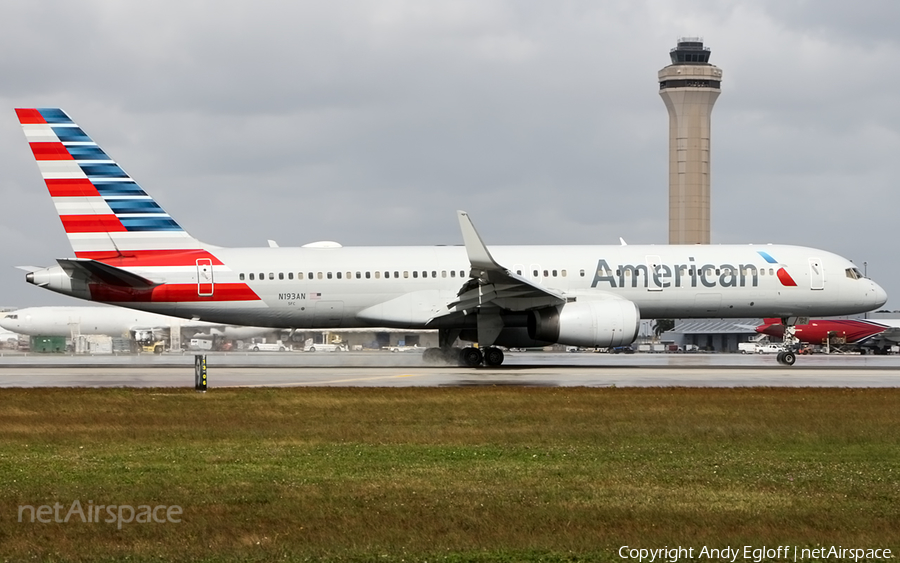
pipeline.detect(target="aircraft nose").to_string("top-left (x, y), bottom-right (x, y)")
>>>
top-left (871, 281), bottom-right (888, 309)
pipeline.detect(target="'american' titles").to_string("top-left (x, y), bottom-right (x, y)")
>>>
top-left (591, 258), bottom-right (762, 289)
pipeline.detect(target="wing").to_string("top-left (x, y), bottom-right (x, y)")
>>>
top-left (435, 211), bottom-right (567, 319)
top-left (864, 326), bottom-right (900, 346)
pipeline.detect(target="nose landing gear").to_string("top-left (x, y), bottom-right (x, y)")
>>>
top-left (776, 350), bottom-right (796, 366)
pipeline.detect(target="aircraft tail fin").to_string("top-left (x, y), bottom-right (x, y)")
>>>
top-left (15, 108), bottom-right (204, 261)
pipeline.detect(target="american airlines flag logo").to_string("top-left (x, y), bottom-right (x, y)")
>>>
top-left (310, 292), bottom-right (321, 300)
top-left (757, 251), bottom-right (797, 287)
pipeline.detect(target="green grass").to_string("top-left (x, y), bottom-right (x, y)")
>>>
top-left (0, 387), bottom-right (898, 562)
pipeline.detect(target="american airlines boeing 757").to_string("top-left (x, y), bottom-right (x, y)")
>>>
top-left (15, 108), bottom-right (887, 366)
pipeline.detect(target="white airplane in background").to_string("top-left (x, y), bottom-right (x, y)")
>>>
top-left (0, 305), bottom-right (272, 341)
top-left (15, 108), bottom-right (887, 366)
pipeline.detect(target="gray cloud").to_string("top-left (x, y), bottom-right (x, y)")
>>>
top-left (0, 0), bottom-right (897, 308)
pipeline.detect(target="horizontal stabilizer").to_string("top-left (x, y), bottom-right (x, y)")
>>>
top-left (57, 258), bottom-right (161, 289)
top-left (15, 266), bottom-right (42, 273)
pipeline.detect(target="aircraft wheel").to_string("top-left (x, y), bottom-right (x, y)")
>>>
top-left (781, 351), bottom-right (796, 366)
top-left (483, 347), bottom-right (504, 366)
top-left (459, 347), bottom-right (483, 367)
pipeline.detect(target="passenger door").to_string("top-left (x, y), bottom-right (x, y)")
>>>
top-left (196, 259), bottom-right (214, 296)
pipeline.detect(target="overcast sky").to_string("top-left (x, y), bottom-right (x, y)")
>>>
top-left (1, 0), bottom-right (898, 311)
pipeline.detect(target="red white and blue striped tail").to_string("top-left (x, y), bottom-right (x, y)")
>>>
top-left (16, 108), bottom-right (205, 261)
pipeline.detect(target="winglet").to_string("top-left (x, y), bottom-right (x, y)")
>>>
top-left (457, 210), bottom-right (500, 272)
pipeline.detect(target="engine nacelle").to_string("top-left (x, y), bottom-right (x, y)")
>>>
top-left (528, 299), bottom-right (640, 347)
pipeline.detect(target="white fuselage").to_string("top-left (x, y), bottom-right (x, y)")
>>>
top-left (63, 243), bottom-right (884, 329)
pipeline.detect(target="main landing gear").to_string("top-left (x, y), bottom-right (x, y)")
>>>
top-left (422, 326), bottom-right (507, 367)
top-left (422, 346), bottom-right (505, 367)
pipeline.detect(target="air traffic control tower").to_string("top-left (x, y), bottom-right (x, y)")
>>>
top-left (658, 38), bottom-right (722, 244)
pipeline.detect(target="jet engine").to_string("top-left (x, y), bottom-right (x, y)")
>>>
top-left (527, 299), bottom-right (640, 347)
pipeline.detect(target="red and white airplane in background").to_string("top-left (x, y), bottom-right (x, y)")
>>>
top-left (756, 318), bottom-right (900, 355)
top-left (15, 108), bottom-right (888, 366)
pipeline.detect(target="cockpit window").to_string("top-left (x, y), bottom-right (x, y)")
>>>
top-left (845, 268), bottom-right (863, 280)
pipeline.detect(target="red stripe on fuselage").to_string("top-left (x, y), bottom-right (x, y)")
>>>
top-left (60, 214), bottom-right (127, 233)
top-left (16, 108), bottom-right (45, 124)
top-left (30, 142), bottom-right (73, 160)
top-left (89, 283), bottom-right (260, 303)
top-left (75, 249), bottom-right (224, 267)
top-left (46, 179), bottom-right (101, 197)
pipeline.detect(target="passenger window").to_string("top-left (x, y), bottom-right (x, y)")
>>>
top-left (413, 271), bottom-right (418, 278)
top-left (450, 270), bottom-right (456, 278)
top-left (394, 271), bottom-right (399, 278)
top-left (346, 272), bottom-right (351, 279)
top-left (460, 270), bottom-right (465, 277)
top-left (336, 272), bottom-right (341, 279)
top-left (288, 273), bottom-right (293, 280)
top-left (317, 272), bottom-right (323, 280)
top-left (442, 271), bottom-right (447, 278)
top-left (432, 271), bottom-right (437, 278)
top-left (365, 272), bottom-right (370, 279)
top-left (356, 272), bottom-right (362, 279)
top-left (769, 268), bottom-right (774, 276)
top-left (516, 270), bottom-right (522, 275)
top-left (579, 269), bottom-right (584, 277)
top-left (404, 271), bottom-right (409, 278)
top-left (239, 273), bottom-right (245, 280)
top-left (375, 271), bottom-right (380, 279)
top-left (552, 270), bottom-right (557, 277)
top-left (533, 270), bottom-right (539, 277)
top-left (259, 272), bottom-right (264, 280)
top-left (279, 273), bottom-right (284, 280)
top-left (543, 270), bottom-right (549, 277)
top-left (327, 272), bottom-right (332, 279)
top-left (249, 273), bottom-right (254, 280)
top-left (562, 270), bottom-right (567, 277)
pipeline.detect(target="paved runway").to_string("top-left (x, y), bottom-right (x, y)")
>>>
top-left (0, 351), bottom-right (898, 387)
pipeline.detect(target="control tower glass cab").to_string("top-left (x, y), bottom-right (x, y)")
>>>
top-left (669, 39), bottom-right (711, 64)
top-left (658, 38), bottom-right (722, 245)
